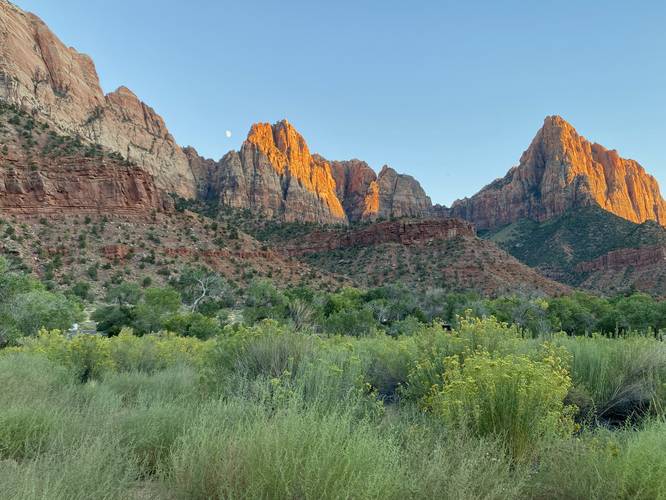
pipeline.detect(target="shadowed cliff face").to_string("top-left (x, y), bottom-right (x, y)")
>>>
top-left (0, 159), bottom-right (170, 214)
top-left (447, 116), bottom-right (666, 229)
top-left (0, 0), bottom-right (195, 197)
top-left (190, 121), bottom-right (434, 224)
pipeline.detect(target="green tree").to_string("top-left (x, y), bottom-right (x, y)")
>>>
top-left (174, 266), bottom-right (231, 313)
top-left (133, 287), bottom-right (182, 334)
top-left (243, 279), bottom-right (288, 324)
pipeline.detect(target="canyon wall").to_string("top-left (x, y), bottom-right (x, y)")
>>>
top-left (0, 157), bottom-right (170, 214)
top-left (0, 0), bottom-right (195, 197)
top-left (447, 116), bottom-right (666, 229)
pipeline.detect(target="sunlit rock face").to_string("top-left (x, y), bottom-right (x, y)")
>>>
top-left (0, 0), bottom-right (195, 197)
top-left (328, 159), bottom-right (432, 222)
top-left (446, 116), bottom-right (666, 229)
top-left (190, 120), bottom-right (435, 224)
top-left (189, 120), bottom-right (346, 224)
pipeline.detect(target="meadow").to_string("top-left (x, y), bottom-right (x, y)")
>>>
top-left (2, 258), bottom-right (666, 499)
top-left (1, 315), bottom-right (665, 499)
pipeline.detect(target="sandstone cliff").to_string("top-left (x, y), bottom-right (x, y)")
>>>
top-left (576, 246), bottom-right (666, 274)
top-left (576, 245), bottom-right (666, 296)
top-left (190, 121), bottom-right (434, 224)
top-left (327, 159), bottom-right (432, 222)
top-left (447, 116), bottom-right (666, 229)
top-left (284, 218), bottom-right (475, 256)
top-left (0, 0), bottom-right (195, 197)
top-left (190, 120), bottom-right (346, 224)
top-left (0, 157), bottom-right (170, 214)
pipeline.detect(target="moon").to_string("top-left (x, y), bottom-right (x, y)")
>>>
top-left (225, 130), bottom-right (232, 138)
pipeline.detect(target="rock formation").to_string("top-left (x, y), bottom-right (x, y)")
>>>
top-left (446, 116), bottom-right (666, 229)
top-left (191, 122), bottom-right (434, 224)
top-left (190, 120), bottom-right (346, 224)
top-left (0, 0), bottom-right (195, 197)
top-left (328, 159), bottom-right (378, 221)
top-left (284, 218), bottom-right (475, 256)
top-left (0, 157), bottom-right (170, 214)
top-left (576, 246), bottom-right (666, 274)
top-left (327, 159), bottom-right (432, 222)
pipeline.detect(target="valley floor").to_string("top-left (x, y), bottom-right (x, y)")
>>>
top-left (1, 319), bottom-right (665, 500)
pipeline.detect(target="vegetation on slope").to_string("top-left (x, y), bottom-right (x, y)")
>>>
top-left (485, 205), bottom-right (666, 280)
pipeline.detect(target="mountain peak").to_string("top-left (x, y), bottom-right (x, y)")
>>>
top-left (0, 0), bottom-right (195, 197)
top-left (450, 117), bottom-right (666, 229)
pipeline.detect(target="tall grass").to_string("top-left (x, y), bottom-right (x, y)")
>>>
top-left (532, 419), bottom-right (666, 499)
top-left (2, 320), bottom-right (666, 499)
top-left (557, 335), bottom-right (666, 422)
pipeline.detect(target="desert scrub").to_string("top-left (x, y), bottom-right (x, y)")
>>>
top-left (7, 328), bottom-right (215, 380)
top-left (164, 397), bottom-right (403, 500)
top-left (401, 315), bottom-right (529, 402)
top-left (425, 346), bottom-right (576, 461)
top-left (532, 419), bottom-right (666, 499)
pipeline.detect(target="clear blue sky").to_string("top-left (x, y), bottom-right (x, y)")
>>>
top-left (12, 0), bottom-right (666, 205)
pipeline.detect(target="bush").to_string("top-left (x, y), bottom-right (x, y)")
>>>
top-left (532, 419), bottom-right (666, 499)
top-left (425, 347), bottom-right (575, 461)
top-left (402, 316), bottom-right (525, 402)
top-left (209, 321), bottom-right (316, 382)
top-left (163, 312), bottom-right (221, 339)
top-left (165, 398), bottom-right (403, 499)
top-left (9, 329), bottom-right (215, 379)
top-left (323, 307), bottom-right (377, 337)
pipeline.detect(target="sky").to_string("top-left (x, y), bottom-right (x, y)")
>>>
top-left (11, 0), bottom-right (666, 205)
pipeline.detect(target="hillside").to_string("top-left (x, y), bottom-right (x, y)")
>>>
top-left (486, 205), bottom-right (666, 294)
top-left (0, 103), bottom-right (344, 295)
top-left (283, 219), bottom-right (569, 296)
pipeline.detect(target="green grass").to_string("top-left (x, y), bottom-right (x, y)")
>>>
top-left (2, 319), bottom-right (666, 499)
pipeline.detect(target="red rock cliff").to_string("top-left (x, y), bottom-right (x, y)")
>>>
top-left (576, 245), bottom-right (666, 273)
top-left (0, 157), bottom-right (170, 214)
top-left (0, 1), bottom-right (195, 197)
top-left (190, 121), bottom-right (435, 224)
top-left (283, 218), bottom-right (475, 256)
top-left (447, 116), bottom-right (666, 229)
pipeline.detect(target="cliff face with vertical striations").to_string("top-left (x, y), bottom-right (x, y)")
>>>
top-left (190, 120), bottom-right (347, 224)
top-left (0, 0), bottom-right (195, 197)
top-left (447, 116), bottom-right (666, 229)
top-left (328, 159), bottom-right (378, 221)
top-left (191, 121), bottom-right (434, 224)
top-left (327, 159), bottom-right (433, 222)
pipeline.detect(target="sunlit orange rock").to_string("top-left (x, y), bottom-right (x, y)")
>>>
top-left (446, 116), bottom-right (666, 229)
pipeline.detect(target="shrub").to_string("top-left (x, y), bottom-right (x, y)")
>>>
top-left (323, 307), bottom-right (377, 337)
top-left (532, 419), bottom-right (666, 499)
top-left (10, 329), bottom-right (215, 379)
top-left (425, 347), bottom-right (575, 461)
top-left (402, 316), bottom-right (525, 402)
top-left (165, 398), bottom-right (403, 499)
top-left (209, 321), bottom-right (316, 382)
top-left (163, 312), bottom-right (221, 340)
